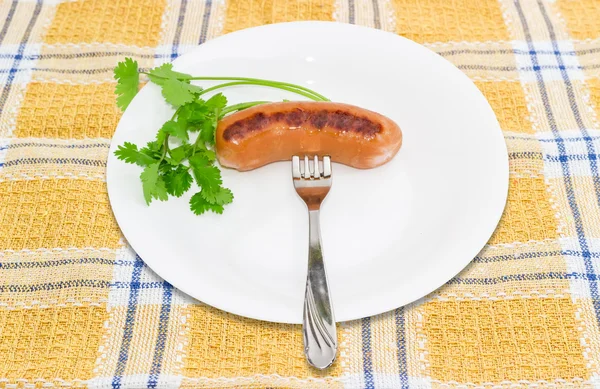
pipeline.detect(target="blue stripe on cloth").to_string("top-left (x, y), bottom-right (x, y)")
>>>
top-left (2, 157), bottom-right (106, 167)
top-left (371, 0), bottom-right (381, 29)
top-left (437, 48), bottom-right (580, 56)
top-left (537, 0), bottom-right (600, 211)
top-left (448, 271), bottom-right (600, 285)
top-left (12, 66), bottom-right (154, 75)
top-left (1, 64), bottom-right (596, 75)
top-left (0, 0), bottom-right (42, 113)
top-left (395, 308), bottom-right (409, 389)
top-left (3, 271), bottom-right (598, 293)
top-left (563, 250), bottom-right (600, 258)
top-left (504, 134), bottom-right (600, 143)
top-left (514, 0), bottom-right (590, 301)
top-left (474, 250), bottom-right (566, 264)
top-left (539, 136), bottom-right (600, 142)
top-left (0, 0), bottom-right (18, 44)
top-left (0, 53), bottom-right (39, 61)
top-left (171, 0), bottom-right (188, 60)
top-left (107, 269), bottom-right (600, 290)
top-left (509, 151), bottom-right (543, 159)
top-left (8, 142), bottom-right (109, 149)
top-left (0, 48), bottom-right (595, 61)
top-left (348, 0), bottom-right (355, 24)
top-left (9, 67), bottom-right (116, 74)
top-left (545, 154), bottom-right (600, 162)
top-left (449, 272), bottom-right (567, 285)
top-left (534, 0), bottom-right (600, 327)
top-left (569, 272), bottom-right (600, 281)
top-left (111, 281), bottom-right (165, 289)
top-left (112, 256), bottom-right (145, 389)
top-left (0, 279), bottom-right (110, 292)
top-left (198, 0), bottom-right (212, 44)
top-left (536, 2), bottom-right (600, 181)
top-left (456, 64), bottom-right (581, 72)
top-left (148, 282), bottom-right (174, 388)
top-left (0, 257), bottom-right (125, 269)
top-left (362, 316), bottom-right (375, 389)
top-left (0, 52), bottom-right (165, 60)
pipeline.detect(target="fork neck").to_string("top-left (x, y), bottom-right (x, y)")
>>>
top-left (296, 187), bottom-right (329, 210)
top-left (308, 210), bottom-right (323, 267)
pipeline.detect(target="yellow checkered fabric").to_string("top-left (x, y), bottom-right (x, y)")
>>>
top-left (0, 0), bottom-right (600, 388)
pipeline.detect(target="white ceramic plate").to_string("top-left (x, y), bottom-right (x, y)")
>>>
top-left (107, 22), bottom-right (508, 324)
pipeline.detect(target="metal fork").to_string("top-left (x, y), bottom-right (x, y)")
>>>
top-left (292, 155), bottom-right (337, 369)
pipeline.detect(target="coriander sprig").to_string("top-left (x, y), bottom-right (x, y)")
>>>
top-left (113, 57), bottom-right (329, 215)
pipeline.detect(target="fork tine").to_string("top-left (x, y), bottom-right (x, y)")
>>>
top-left (304, 156), bottom-right (311, 179)
top-left (292, 156), bottom-right (301, 178)
top-left (313, 156), bottom-right (320, 178)
top-left (323, 156), bottom-right (331, 178)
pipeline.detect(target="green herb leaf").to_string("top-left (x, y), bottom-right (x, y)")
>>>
top-left (147, 63), bottom-right (192, 85)
top-left (200, 120), bottom-right (216, 146)
top-left (179, 100), bottom-right (208, 124)
top-left (154, 176), bottom-right (169, 202)
top-left (214, 187), bottom-right (234, 205)
top-left (205, 93), bottom-right (228, 110)
top-left (169, 144), bottom-right (191, 165)
top-left (160, 120), bottom-right (189, 142)
top-left (140, 163), bottom-right (160, 205)
top-left (162, 78), bottom-right (196, 107)
top-left (114, 58), bottom-right (139, 111)
top-left (164, 165), bottom-right (193, 197)
top-left (190, 164), bottom-right (222, 192)
top-left (190, 191), bottom-right (224, 215)
top-left (115, 142), bottom-right (156, 166)
top-left (185, 83), bottom-right (204, 95)
top-left (140, 141), bottom-right (162, 160)
top-left (201, 186), bottom-right (233, 205)
top-left (187, 149), bottom-right (214, 166)
top-left (188, 153), bottom-right (211, 168)
top-left (200, 149), bottom-right (216, 162)
top-left (156, 127), bottom-right (167, 146)
top-left (207, 94), bottom-right (227, 144)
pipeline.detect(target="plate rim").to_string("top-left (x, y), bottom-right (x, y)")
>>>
top-left (107, 21), bottom-right (509, 323)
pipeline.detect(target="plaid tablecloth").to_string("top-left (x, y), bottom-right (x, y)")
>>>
top-left (1, 0), bottom-right (600, 388)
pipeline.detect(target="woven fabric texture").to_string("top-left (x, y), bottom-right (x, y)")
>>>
top-left (0, 0), bottom-right (600, 388)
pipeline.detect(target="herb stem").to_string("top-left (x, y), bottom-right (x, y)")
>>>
top-left (221, 101), bottom-right (270, 116)
top-left (198, 81), bottom-right (325, 101)
top-left (189, 77), bottom-right (329, 101)
top-left (158, 135), bottom-right (169, 164)
top-left (159, 107), bottom-right (181, 163)
top-left (139, 71), bottom-right (329, 101)
top-left (171, 108), bottom-right (180, 120)
top-left (192, 132), bottom-right (203, 155)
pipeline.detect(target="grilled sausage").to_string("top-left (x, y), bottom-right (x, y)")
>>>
top-left (215, 101), bottom-right (402, 171)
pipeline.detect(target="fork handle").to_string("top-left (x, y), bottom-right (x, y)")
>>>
top-left (303, 209), bottom-right (337, 369)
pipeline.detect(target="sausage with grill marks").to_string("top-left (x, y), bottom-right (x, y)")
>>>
top-left (215, 101), bottom-right (402, 171)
